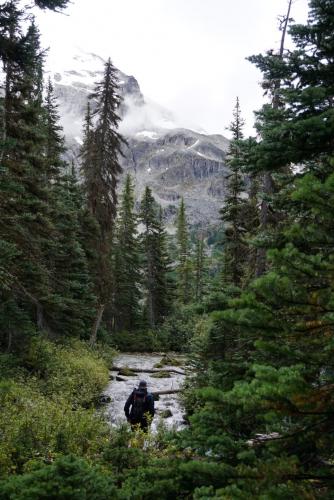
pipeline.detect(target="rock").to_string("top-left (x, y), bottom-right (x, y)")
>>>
top-left (116, 376), bottom-right (127, 382)
top-left (161, 409), bottom-right (173, 418)
top-left (117, 367), bottom-right (137, 377)
top-left (109, 374), bottom-right (114, 380)
top-left (52, 52), bottom-right (230, 229)
top-left (151, 371), bottom-right (171, 379)
top-left (154, 355), bottom-right (184, 368)
top-left (99, 395), bottom-right (111, 404)
top-left (153, 361), bottom-right (165, 369)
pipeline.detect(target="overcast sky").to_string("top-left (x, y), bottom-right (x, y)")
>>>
top-left (36, 0), bottom-right (309, 137)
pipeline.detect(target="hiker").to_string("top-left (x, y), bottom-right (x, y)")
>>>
top-left (124, 380), bottom-right (155, 431)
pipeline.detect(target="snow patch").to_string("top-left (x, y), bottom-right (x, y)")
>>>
top-left (136, 131), bottom-right (159, 140)
top-left (147, 167), bottom-right (152, 173)
top-left (188, 139), bottom-right (200, 149)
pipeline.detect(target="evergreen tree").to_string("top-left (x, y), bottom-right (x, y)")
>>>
top-left (0, 0), bottom-right (71, 349)
top-left (184, 1), bottom-right (334, 495)
top-left (112, 174), bottom-right (141, 332)
top-left (220, 97), bottom-right (248, 288)
top-left (140, 187), bottom-right (170, 328)
top-left (0, 15), bottom-right (54, 334)
top-left (176, 198), bottom-right (191, 303)
top-left (43, 77), bottom-right (65, 180)
top-left (49, 171), bottom-right (96, 337)
top-left (80, 58), bottom-right (124, 344)
top-left (194, 233), bottom-right (205, 302)
top-left (248, 0), bottom-right (294, 277)
top-left (155, 207), bottom-right (173, 322)
top-left (88, 58), bottom-right (124, 235)
top-left (42, 80), bottom-right (95, 337)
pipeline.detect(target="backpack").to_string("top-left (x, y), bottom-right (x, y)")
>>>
top-left (130, 389), bottom-right (147, 420)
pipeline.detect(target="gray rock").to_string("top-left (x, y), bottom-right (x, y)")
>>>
top-left (99, 395), bottom-right (111, 404)
top-left (161, 409), bottom-right (173, 418)
top-left (53, 51), bottom-right (230, 229)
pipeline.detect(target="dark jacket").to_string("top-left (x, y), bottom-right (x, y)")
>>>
top-left (124, 388), bottom-right (155, 422)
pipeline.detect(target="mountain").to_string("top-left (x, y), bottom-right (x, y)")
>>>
top-left (50, 51), bottom-right (230, 227)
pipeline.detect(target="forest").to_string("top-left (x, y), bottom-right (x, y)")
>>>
top-left (0, 0), bottom-right (334, 498)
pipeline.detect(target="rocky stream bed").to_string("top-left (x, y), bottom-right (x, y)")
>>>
top-left (104, 353), bottom-right (187, 432)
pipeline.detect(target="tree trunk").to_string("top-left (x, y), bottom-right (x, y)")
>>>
top-left (90, 303), bottom-right (105, 346)
top-left (111, 366), bottom-right (186, 376)
top-left (7, 331), bottom-right (12, 353)
top-left (0, 26), bottom-right (14, 168)
top-left (151, 389), bottom-right (182, 396)
top-left (256, 0), bottom-right (293, 277)
top-left (256, 172), bottom-right (274, 277)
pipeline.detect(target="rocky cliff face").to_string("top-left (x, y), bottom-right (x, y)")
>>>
top-left (51, 51), bottom-right (230, 227)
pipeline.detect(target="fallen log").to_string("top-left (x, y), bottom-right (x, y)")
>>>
top-left (151, 389), bottom-right (182, 396)
top-left (111, 366), bottom-right (185, 376)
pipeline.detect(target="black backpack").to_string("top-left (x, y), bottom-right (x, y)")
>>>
top-left (130, 389), bottom-right (147, 420)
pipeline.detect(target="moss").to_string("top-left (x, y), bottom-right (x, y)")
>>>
top-left (117, 367), bottom-right (137, 377)
top-left (153, 356), bottom-right (184, 369)
top-left (160, 409), bottom-right (173, 418)
top-left (153, 361), bottom-right (165, 369)
top-left (151, 371), bottom-right (171, 379)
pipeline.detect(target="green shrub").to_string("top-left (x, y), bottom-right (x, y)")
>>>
top-left (0, 337), bottom-right (114, 476)
top-left (22, 337), bottom-right (110, 406)
top-left (0, 455), bottom-right (118, 499)
top-left (0, 379), bottom-right (111, 475)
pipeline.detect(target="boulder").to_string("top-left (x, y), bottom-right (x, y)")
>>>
top-left (160, 409), bottom-right (173, 418)
top-left (99, 395), bottom-right (111, 404)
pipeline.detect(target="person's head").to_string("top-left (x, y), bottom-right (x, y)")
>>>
top-left (139, 380), bottom-right (147, 389)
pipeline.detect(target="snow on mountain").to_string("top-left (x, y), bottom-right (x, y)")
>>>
top-left (50, 50), bottom-right (230, 227)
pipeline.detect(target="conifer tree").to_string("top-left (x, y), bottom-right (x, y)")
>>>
top-left (185, 2), bottom-right (334, 495)
top-left (155, 207), bottom-right (173, 322)
top-left (112, 174), bottom-right (141, 331)
top-left (43, 77), bottom-right (65, 180)
top-left (88, 58), bottom-right (124, 234)
top-left (248, 0), bottom-right (293, 276)
top-left (140, 187), bottom-right (170, 328)
top-left (220, 97), bottom-right (248, 288)
top-left (176, 198), bottom-right (191, 303)
top-left (0, 0), bottom-right (70, 347)
top-left (194, 233), bottom-right (205, 302)
top-left (0, 15), bottom-right (54, 333)
top-left (49, 171), bottom-right (96, 337)
top-left (42, 80), bottom-right (95, 337)
top-left (80, 58), bottom-right (124, 344)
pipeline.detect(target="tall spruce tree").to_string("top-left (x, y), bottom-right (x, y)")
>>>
top-left (176, 198), bottom-right (191, 303)
top-left (112, 174), bottom-right (141, 332)
top-left (43, 77), bottom-right (65, 180)
top-left (42, 80), bottom-right (96, 337)
top-left (183, 1), bottom-right (334, 496)
top-left (0, 15), bottom-right (55, 334)
top-left (194, 233), bottom-right (205, 302)
top-left (0, 0), bottom-right (71, 349)
top-left (220, 97), bottom-right (248, 288)
top-left (249, 0), bottom-right (294, 277)
top-left (80, 58), bottom-right (124, 344)
top-left (140, 187), bottom-right (170, 328)
top-left (88, 58), bottom-right (124, 234)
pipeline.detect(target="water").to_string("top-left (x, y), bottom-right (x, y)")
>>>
top-left (104, 353), bottom-right (186, 432)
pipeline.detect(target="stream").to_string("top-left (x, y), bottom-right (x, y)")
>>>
top-left (104, 353), bottom-right (186, 432)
